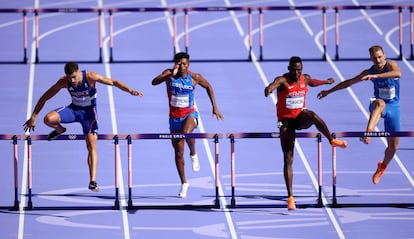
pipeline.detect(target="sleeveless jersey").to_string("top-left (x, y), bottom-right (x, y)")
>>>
top-left (370, 62), bottom-right (400, 103)
top-left (167, 73), bottom-right (196, 118)
top-left (66, 70), bottom-right (97, 108)
top-left (277, 73), bottom-right (308, 120)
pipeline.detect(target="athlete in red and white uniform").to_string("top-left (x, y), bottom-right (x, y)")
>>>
top-left (265, 56), bottom-right (347, 210)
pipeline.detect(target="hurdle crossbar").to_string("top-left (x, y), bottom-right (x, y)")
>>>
top-left (226, 132), bottom-right (323, 208)
top-left (330, 131), bottom-right (414, 207)
top-left (125, 133), bottom-right (222, 210)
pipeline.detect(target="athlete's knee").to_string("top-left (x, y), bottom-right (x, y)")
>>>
top-left (43, 112), bottom-right (58, 125)
top-left (373, 99), bottom-right (386, 110)
top-left (173, 143), bottom-right (185, 159)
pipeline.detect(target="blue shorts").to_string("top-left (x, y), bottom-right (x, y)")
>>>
top-left (169, 111), bottom-right (199, 131)
top-left (369, 99), bottom-right (400, 132)
top-left (55, 104), bottom-right (98, 135)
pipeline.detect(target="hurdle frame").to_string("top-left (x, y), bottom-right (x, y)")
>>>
top-left (1, 5), bottom-right (412, 63)
top-left (123, 133), bottom-right (223, 210)
top-left (227, 132), bottom-right (324, 208)
top-left (124, 132), bottom-right (222, 210)
top-left (15, 133), bottom-right (121, 210)
top-left (330, 131), bottom-right (414, 207)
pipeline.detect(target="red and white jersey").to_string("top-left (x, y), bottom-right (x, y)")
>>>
top-left (276, 73), bottom-right (308, 120)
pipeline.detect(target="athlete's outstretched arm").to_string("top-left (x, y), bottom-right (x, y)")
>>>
top-left (317, 69), bottom-right (369, 99)
top-left (361, 60), bottom-right (401, 81)
top-left (23, 77), bottom-right (66, 132)
top-left (264, 76), bottom-right (287, 97)
top-left (88, 71), bottom-right (143, 96)
top-left (304, 74), bottom-right (335, 87)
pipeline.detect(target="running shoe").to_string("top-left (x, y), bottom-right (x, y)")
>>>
top-left (372, 161), bottom-right (387, 184)
top-left (190, 154), bottom-right (200, 172)
top-left (287, 196), bottom-right (296, 210)
top-left (331, 138), bottom-right (348, 148)
top-left (47, 128), bottom-right (66, 141)
top-left (88, 181), bottom-right (100, 192)
top-left (178, 182), bottom-right (189, 198)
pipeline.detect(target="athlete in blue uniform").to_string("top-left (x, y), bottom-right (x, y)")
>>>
top-left (317, 45), bottom-right (402, 184)
top-left (23, 62), bottom-right (144, 191)
top-left (152, 52), bottom-right (224, 198)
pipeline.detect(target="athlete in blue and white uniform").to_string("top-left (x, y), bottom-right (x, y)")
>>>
top-left (318, 45), bottom-right (402, 185)
top-left (23, 62), bottom-right (143, 191)
top-left (57, 70), bottom-right (98, 136)
top-left (152, 52), bottom-right (224, 198)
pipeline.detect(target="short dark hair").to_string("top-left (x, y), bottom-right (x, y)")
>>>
top-left (64, 62), bottom-right (79, 75)
top-left (289, 56), bottom-right (302, 66)
top-left (174, 52), bottom-right (190, 61)
top-left (369, 45), bottom-right (384, 55)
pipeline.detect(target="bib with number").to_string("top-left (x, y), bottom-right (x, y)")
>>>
top-left (170, 94), bottom-right (190, 108)
top-left (286, 95), bottom-right (304, 109)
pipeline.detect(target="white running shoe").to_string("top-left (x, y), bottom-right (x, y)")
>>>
top-left (178, 182), bottom-right (189, 198)
top-left (190, 154), bottom-right (200, 172)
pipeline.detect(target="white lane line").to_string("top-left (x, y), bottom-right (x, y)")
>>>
top-left (99, 1), bottom-right (131, 239)
top-left (20, 0), bottom-right (40, 237)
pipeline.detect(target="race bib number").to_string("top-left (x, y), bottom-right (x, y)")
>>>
top-left (286, 96), bottom-right (304, 109)
top-left (379, 87), bottom-right (395, 99)
top-left (171, 94), bottom-right (190, 108)
top-left (72, 96), bottom-right (92, 107)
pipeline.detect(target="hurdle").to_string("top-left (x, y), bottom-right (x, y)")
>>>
top-left (333, 5), bottom-right (406, 61)
top-left (107, 7), bottom-right (178, 63)
top-left (0, 134), bottom-right (20, 210)
top-left (4, 133), bottom-right (121, 210)
top-left (33, 8), bottom-right (104, 63)
top-left (227, 132), bottom-right (324, 208)
top-left (0, 9), bottom-right (28, 64)
top-left (330, 131), bottom-right (414, 207)
top-left (124, 132), bottom-right (222, 210)
top-left (1, 5), bottom-right (413, 63)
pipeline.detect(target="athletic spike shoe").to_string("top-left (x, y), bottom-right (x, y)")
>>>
top-left (88, 181), bottom-right (100, 192)
top-left (372, 161), bottom-right (387, 184)
top-left (331, 139), bottom-right (348, 148)
top-left (190, 154), bottom-right (200, 172)
top-left (287, 196), bottom-right (296, 210)
top-left (47, 128), bottom-right (66, 141)
top-left (178, 182), bottom-right (189, 198)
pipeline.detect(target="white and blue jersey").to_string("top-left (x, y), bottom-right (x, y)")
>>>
top-left (167, 73), bottom-right (198, 131)
top-left (369, 62), bottom-right (400, 132)
top-left (54, 70), bottom-right (99, 135)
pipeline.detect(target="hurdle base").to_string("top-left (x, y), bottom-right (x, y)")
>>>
top-left (128, 200), bottom-right (133, 210)
top-left (316, 198), bottom-right (323, 208)
top-left (12, 200), bottom-right (20, 211)
top-left (230, 198), bottom-right (236, 208)
top-left (332, 198), bottom-right (338, 207)
top-left (214, 199), bottom-right (220, 209)
top-left (112, 200), bottom-right (120, 210)
top-left (26, 201), bottom-right (33, 210)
